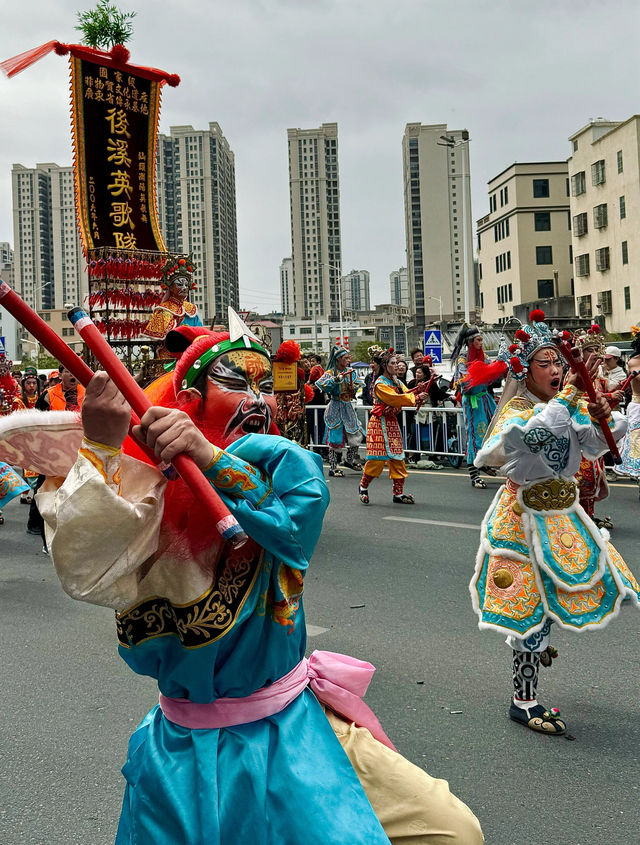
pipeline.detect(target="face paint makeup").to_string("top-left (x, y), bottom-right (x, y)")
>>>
top-left (204, 350), bottom-right (276, 446)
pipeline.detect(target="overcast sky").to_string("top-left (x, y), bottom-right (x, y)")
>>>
top-left (1, 0), bottom-right (639, 312)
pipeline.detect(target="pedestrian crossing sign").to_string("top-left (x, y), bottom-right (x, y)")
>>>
top-left (423, 329), bottom-right (442, 363)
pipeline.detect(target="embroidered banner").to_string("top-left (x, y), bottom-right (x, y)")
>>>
top-left (70, 54), bottom-right (166, 257)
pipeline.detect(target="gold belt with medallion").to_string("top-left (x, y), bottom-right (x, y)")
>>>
top-left (506, 477), bottom-right (577, 513)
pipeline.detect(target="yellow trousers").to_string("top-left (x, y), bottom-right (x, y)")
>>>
top-left (325, 709), bottom-right (484, 844)
top-left (363, 458), bottom-right (408, 480)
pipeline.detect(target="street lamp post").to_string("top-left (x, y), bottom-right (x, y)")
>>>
top-left (427, 295), bottom-right (443, 324)
top-left (403, 321), bottom-right (414, 355)
top-left (438, 131), bottom-right (472, 324)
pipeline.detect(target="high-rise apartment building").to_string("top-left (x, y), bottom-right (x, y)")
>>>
top-left (568, 117), bottom-right (640, 333)
top-left (0, 244), bottom-right (18, 360)
top-left (389, 266), bottom-right (409, 308)
top-left (402, 123), bottom-right (474, 329)
top-left (280, 257), bottom-right (294, 316)
top-left (342, 269), bottom-right (370, 312)
top-left (477, 162), bottom-right (573, 325)
top-left (287, 123), bottom-right (342, 320)
top-left (12, 163), bottom-right (88, 311)
top-left (157, 123), bottom-right (239, 323)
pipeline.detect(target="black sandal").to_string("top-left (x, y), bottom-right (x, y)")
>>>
top-left (359, 487), bottom-right (369, 505)
top-left (329, 468), bottom-right (345, 478)
top-left (509, 702), bottom-right (566, 735)
top-left (471, 477), bottom-right (487, 489)
top-left (393, 493), bottom-right (415, 504)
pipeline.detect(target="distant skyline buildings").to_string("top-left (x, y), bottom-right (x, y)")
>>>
top-left (157, 122), bottom-right (239, 323)
top-left (287, 122), bottom-right (342, 321)
top-left (402, 123), bottom-right (474, 328)
top-left (389, 266), bottom-right (409, 308)
top-left (342, 269), bottom-right (370, 312)
top-left (280, 256), bottom-right (294, 316)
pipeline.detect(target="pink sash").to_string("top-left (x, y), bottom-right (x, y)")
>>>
top-left (159, 649), bottom-right (396, 751)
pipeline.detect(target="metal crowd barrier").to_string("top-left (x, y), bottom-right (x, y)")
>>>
top-left (305, 404), bottom-right (466, 464)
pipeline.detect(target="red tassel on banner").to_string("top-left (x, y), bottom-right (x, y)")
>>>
top-left (0, 40), bottom-right (59, 78)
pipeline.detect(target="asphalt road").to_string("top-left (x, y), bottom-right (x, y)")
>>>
top-left (1, 467), bottom-right (639, 844)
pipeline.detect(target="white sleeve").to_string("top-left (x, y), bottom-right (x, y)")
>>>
top-left (38, 440), bottom-right (167, 609)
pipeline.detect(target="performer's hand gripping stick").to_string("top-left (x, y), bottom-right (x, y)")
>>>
top-left (554, 337), bottom-right (622, 464)
top-left (67, 307), bottom-right (248, 547)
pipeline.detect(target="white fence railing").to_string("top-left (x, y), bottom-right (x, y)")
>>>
top-left (305, 404), bottom-right (466, 463)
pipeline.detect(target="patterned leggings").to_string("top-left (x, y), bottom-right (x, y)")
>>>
top-left (512, 650), bottom-right (540, 701)
top-left (328, 446), bottom-right (360, 471)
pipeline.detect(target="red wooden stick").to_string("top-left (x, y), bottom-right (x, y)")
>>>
top-left (0, 280), bottom-right (160, 469)
top-left (0, 280), bottom-right (94, 382)
top-left (555, 339), bottom-right (621, 464)
top-left (68, 307), bottom-right (248, 546)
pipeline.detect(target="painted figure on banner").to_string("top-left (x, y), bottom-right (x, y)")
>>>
top-left (143, 255), bottom-right (202, 342)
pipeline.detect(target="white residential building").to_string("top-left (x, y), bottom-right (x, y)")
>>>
top-left (280, 257), bottom-right (294, 316)
top-left (402, 123), bottom-right (474, 328)
top-left (287, 123), bottom-right (342, 320)
top-left (12, 163), bottom-right (88, 311)
top-left (568, 117), bottom-right (640, 331)
top-left (157, 123), bottom-right (239, 323)
top-left (0, 245), bottom-right (18, 360)
top-left (389, 266), bottom-right (409, 308)
top-left (342, 269), bottom-right (370, 312)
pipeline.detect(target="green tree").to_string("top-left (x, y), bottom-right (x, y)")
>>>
top-left (352, 339), bottom-right (387, 363)
top-left (76, 1), bottom-right (136, 48)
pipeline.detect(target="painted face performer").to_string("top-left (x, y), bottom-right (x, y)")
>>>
top-left (466, 310), bottom-right (640, 736)
top-left (359, 347), bottom-right (428, 505)
top-left (32, 317), bottom-right (483, 845)
top-left (452, 325), bottom-right (498, 489)
top-left (315, 346), bottom-right (364, 476)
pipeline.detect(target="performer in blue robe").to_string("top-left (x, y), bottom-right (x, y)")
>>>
top-left (38, 317), bottom-right (482, 845)
top-left (316, 346), bottom-right (364, 476)
top-left (452, 325), bottom-right (497, 489)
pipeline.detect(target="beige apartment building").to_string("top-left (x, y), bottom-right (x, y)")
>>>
top-left (568, 117), bottom-right (640, 333)
top-left (477, 162), bottom-right (573, 325)
top-left (402, 123), bottom-right (474, 328)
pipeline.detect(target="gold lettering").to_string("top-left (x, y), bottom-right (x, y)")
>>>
top-left (106, 139), bottom-right (132, 167)
top-left (105, 108), bottom-right (130, 137)
top-left (107, 170), bottom-right (133, 199)
top-left (110, 202), bottom-right (135, 227)
top-left (113, 232), bottom-right (137, 249)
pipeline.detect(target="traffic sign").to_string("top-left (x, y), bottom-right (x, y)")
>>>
top-left (0, 336), bottom-right (5, 355)
top-left (423, 329), bottom-right (442, 364)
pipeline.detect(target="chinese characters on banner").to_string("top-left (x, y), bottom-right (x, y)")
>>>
top-left (70, 56), bottom-right (166, 256)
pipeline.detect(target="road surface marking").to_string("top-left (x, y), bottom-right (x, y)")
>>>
top-left (384, 516), bottom-right (479, 530)
top-left (306, 624), bottom-right (329, 637)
